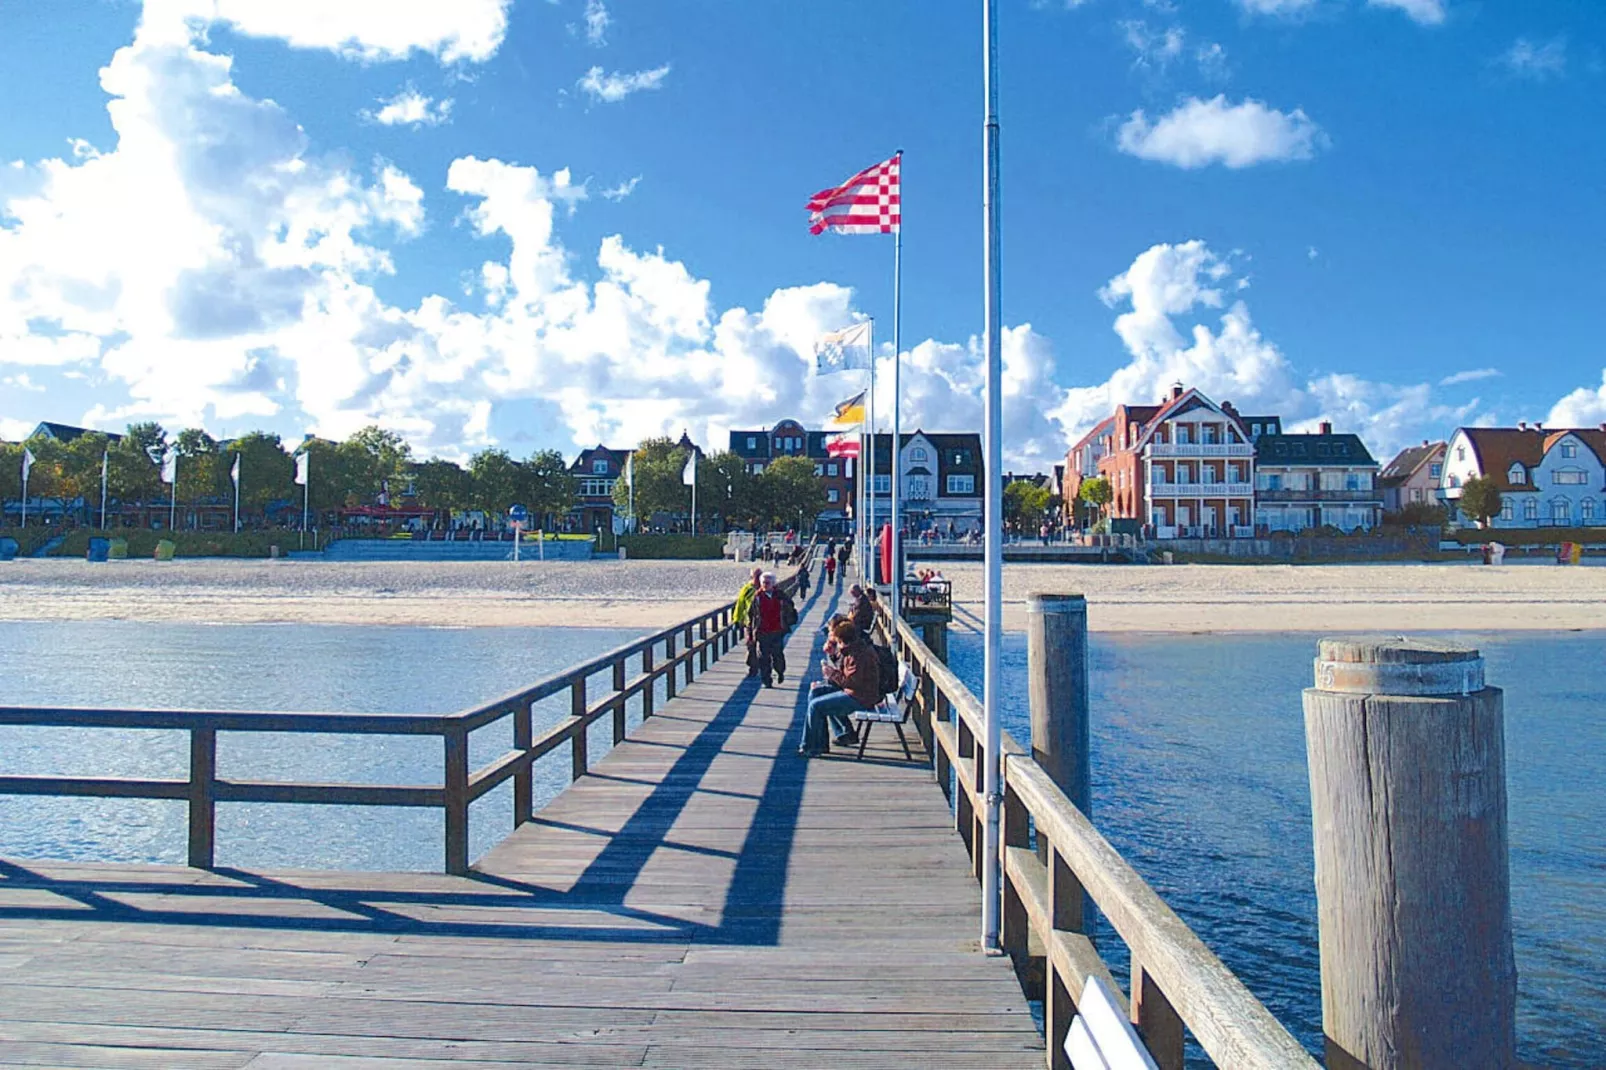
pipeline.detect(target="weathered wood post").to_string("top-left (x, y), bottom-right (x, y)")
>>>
top-left (1026, 592), bottom-right (1091, 1070)
top-left (1304, 638), bottom-right (1516, 1070)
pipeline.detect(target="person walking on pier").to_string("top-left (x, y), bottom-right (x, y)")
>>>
top-left (753, 572), bottom-right (792, 687)
top-left (799, 618), bottom-right (879, 757)
top-left (835, 540), bottom-right (850, 580)
top-left (734, 566), bottom-right (762, 677)
top-left (823, 551), bottom-right (836, 586)
top-left (848, 584), bottom-right (875, 637)
top-left (796, 555), bottom-right (811, 599)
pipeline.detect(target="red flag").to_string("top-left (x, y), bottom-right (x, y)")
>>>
top-left (825, 433), bottom-right (861, 458)
top-left (807, 153), bottom-right (900, 236)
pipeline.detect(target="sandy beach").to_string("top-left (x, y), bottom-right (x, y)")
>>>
top-left (2, 557), bottom-right (1601, 633)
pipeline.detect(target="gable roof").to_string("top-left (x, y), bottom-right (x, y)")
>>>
top-left (1458, 429), bottom-right (1546, 492)
top-left (1378, 442), bottom-right (1444, 487)
top-left (1133, 389), bottom-right (1247, 451)
top-left (32, 421), bottom-right (123, 444)
top-left (1542, 429), bottom-right (1606, 467)
top-left (1255, 433), bottom-right (1377, 466)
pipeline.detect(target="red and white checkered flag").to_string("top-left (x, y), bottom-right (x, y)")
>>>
top-left (807, 153), bottom-right (900, 236)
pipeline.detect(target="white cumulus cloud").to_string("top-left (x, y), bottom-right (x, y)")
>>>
top-left (1235, 0), bottom-right (1319, 16)
top-left (578, 64), bottom-right (671, 104)
top-left (601, 176), bottom-right (642, 201)
top-left (366, 88), bottom-right (453, 127)
top-left (583, 0), bottom-right (610, 46)
top-left (1549, 372), bottom-right (1606, 429)
top-left (1116, 96), bottom-right (1325, 169)
top-left (1499, 37), bottom-right (1567, 81)
top-left (143, 0), bottom-right (512, 63)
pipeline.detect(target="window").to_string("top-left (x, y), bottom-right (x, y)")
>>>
top-left (1561, 443), bottom-right (1577, 459)
top-left (1251, 423), bottom-right (1261, 437)
top-left (1176, 425), bottom-right (1191, 445)
top-left (592, 459), bottom-right (609, 474)
top-left (947, 474), bottom-right (975, 495)
top-left (827, 488), bottom-right (839, 504)
top-left (747, 436), bottom-right (757, 450)
top-left (1429, 463), bottom-right (1442, 479)
top-left (1456, 446), bottom-right (1465, 461)
top-left (911, 447), bottom-right (928, 462)
top-left (1202, 425), bottom-right (1218, 445)
top-left (1266, 474), bottom-right (1282, 490)
top-left (874, 474), bottom-right (891, 494)
top-left (908, 476), bottom-right (930, 499)
top-left (1500, 500), bottom-right (1513, 521)
top-left (1346, 473), bottom-right (1361, 491)
top-left (1152, 467), bottom-right (1167, 485)
top-left (813, 464), bottom-right (823, 476)
top-left (1582, 498), bottom-right (1596, 522)
top-left (1508, 464), bottom-right (1525, 484)
top-left (827, 462), bottom-right (838, 476)
top-left (1202, 464), bottom-right (1216, 484)
top-left (1523, 498), bottom-right (1538, 521)
top-left (1178, 464), bottom-right (1191, 483)
top-left (1552, 498), bottom-right (1571, 523)
top-left (1411, 488), bottom-right (1424, 502)
top-left (580, 478), bottom-right (613, 497)
top-left (1554, 468), bottom-right (1587, 485)
top-left (951, 449), bottom-right (970, 466)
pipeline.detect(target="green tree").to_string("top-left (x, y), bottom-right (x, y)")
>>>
top-left (522, 448), bottom-right (577, 526)
top-left (0, 442), bottom-right (23, 506)
top-left (611, 437), bottom-right (694, 524)
top-left (229, 432), bottom-right (294, 516)
top-left (1387, 500), bottom-right (1450, 528)
top-left (124, 422), bottom-right (168, 466)
top-left (758, 455), bottom-right (827, 531)
top-left (300, 438), bottom-right (355, 513)
top-left (1004, 480), bottom-right (1053, 531)
top-left (339, 426), bottom-right (412, 504)
top-left (1458, 476), bottom-right (1502, 529)
top-left (700, 450), bottom-right (760, 530)
top-left (1078, 476), bottom-right (1112, 527)
top-left (107, 431), bottom-right (161, 506)
top-left (412, 458), bottom-right (472, 512)
top-left (174, 428), bottom-right (225, 503)
top-left (468, 448), bottom-right (523, 518)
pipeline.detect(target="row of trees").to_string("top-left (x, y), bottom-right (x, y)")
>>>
top-left (614, 437), bottom-right (825, 531)
top-left (1, 424), bottom-right (577, 524)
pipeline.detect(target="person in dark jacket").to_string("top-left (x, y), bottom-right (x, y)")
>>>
top-left (752, 572), bottom-right (791, 687)
top-left (848, 584), bottom-right (875, 637)
top-left (799, 619), bottom-right (880, 756)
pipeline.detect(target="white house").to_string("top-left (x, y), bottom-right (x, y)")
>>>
top-left (1440, 424), bottom-right (1606, 528)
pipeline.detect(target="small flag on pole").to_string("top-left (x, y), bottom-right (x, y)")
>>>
top-left (230, 455), bottom-right (241, 487)
top-left (681, 450), bottom-right (697, 487)
top-left (826, 391), bottom-right (866, 430)
top-left (161, 448), bottom-right (177, 485)
top-left (294, 452), bottom-right (309, 486)
top-left (807, 154), bottom-right (901, 236)
top-left (21, 447), bottom-right (33, 481)
top-left (815, 322), bottom-right (872, 373)
top-left (825, 433), bottom-right (861, 459)
top-left (624, 453), bottom-right (634, 495)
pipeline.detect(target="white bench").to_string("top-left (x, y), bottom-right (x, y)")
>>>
top-left (1065, 975), bottom-right (1160, 1070)
top-left (851, 661), bottom-right (920, 760)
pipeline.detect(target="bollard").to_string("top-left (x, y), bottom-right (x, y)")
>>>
top-left (1304, 638), bottom-right (1516, 1070)
top-left (1027, 593), bottom-right (1089, 817)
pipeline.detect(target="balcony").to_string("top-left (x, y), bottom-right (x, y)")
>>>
top-left (1257, 488), bottom-right (1381, 503)
top-left (1149, 483), bottom-right (1254, 498)
top-left (1146, 442), bottom-right (1253, 458)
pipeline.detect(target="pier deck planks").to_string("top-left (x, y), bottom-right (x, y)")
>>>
top-left (0, 587), bottom-right (1039, 1068)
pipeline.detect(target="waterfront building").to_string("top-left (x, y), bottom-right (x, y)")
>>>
top-left (1440, 423), bottom-right (1606, 528)
top-left (1377, 441), bottom-right (1446, 513)
top-left (28, 421), bottom-right (123, 444)
top-left (567, 445), bottom-right (632, 534)
top-left (1252, 425), bottom-right (1383, 533)
top-left (865, 431), bottom-right (985, 535)
top-left (728, 419), bottom-right (855, 533)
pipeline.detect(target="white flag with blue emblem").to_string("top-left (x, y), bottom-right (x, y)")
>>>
top-left (814, 321), bottom-right (872, 373)
top-left (21, 447), bottom-right (33, 481)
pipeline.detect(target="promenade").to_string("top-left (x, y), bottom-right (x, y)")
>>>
top-left (0, 584), bottom-right (1041, 1068)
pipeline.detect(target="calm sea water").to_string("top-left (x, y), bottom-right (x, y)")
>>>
top-left (0, 621), bottom-right (1600, 1066)
top-left (946, 628), bottom-right (1605, 1070)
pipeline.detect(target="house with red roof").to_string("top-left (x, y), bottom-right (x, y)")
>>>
top-left (1441, 423), bottom-right (1606, 527)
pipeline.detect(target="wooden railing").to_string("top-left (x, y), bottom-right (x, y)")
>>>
top-left (877, 609), bottom-right (1317, 1070)
top-left (0, 599), bottom-right (758, 876)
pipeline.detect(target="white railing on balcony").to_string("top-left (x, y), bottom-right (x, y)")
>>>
top-left (1150, 482), bottom-right (1255, 497)
top-left (1146, 442), bottom-right (1254, 458)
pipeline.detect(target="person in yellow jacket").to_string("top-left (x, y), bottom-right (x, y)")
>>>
top-left (733, 566), bottom-right (762, 676)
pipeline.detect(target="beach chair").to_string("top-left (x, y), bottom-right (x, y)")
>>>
top-left (852, 661), bottom-right (921, 761)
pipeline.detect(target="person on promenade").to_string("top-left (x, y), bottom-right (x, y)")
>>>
top-left (823, 552), bottom-right (836, 586)
top-left (734, 566), bottom-right (762, 677)
top-left (797, 555), bottom-right (812, 599)
top-left (849, 584), bottom-right (875, 637)
top-left (753, 572), bottom-right (793, 687)
top-left (835, 541), bottom-right (850, 580)
top-left (799, 619), bottom-right (880, 757)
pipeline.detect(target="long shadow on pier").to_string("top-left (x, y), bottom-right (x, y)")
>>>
top-left (0, 580), bottom-right (846, 951)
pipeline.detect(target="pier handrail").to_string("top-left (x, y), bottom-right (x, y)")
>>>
top-left (0, 566), bottom-right (804, 875)
top-left (878, 607), bottom-right (1317, 1070)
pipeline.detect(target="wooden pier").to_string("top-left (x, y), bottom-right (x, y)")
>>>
top-left (0, 585), bottom-right (1041, 1069)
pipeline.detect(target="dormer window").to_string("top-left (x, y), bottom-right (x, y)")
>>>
top-left (1561, 443), bottom-right (1578, 459)
top-left (1508, 464), bottom-right (1525, 485)
top-left (592, 459), bottom-right (609, 474)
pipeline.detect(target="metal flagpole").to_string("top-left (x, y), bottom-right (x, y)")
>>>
top-left (100, 450), bottom-right (108, 530)
top-left (19, 451), bottom-right (28, 528)
top-left (861, 319), bottom-right (873, 582)
top-left (889, 150), bottom-right (904, 639)
top-left (233, 456), bottom-right (240, 533)
top-left (691, 454), bottom-right (697, 536)
top-left (169, 454), bottom-right (178, 534)
top-left (302, 455), bottom-right (310, 550)
top-left (980, 0), bottom-right (1005, 955)
top-left (867, 320), bottom-right (877, 585)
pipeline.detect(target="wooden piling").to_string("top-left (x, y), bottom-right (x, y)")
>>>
top-left (1304, 638), bottom-right (1516, 1070)
top-left (1026, 593), bottom-right (1089, 818)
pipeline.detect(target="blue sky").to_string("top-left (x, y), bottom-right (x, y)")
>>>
top-left (1, 0), bottom-right (1603, 467)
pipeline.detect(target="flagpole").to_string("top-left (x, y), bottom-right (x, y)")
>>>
top-left (169, 454), bottom-right (178, 534)
top-left (890, 150), bottom-right (904, 640)
top-left (233, 455), bottom-right (240, 533)
top-left (100, 450), bottom-right (109, 530)
top-left (980, 0), bottom-right (1005, 956)
top-left (862, 319), bottom-right (873, 583)
top-left (867, 320), bottom-right (877, 585)
top-left (19, 458), bottom-right (27, 528)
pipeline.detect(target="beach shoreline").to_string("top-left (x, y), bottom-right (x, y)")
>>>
top-left (3, 558), bottom-right (1602, 634)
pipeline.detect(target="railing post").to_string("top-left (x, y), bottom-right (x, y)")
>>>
top-left (1046, 846), bottom-right (1085, 1070)
top-left (955, 715), bottom-right (975, 857)
top-left (699, 619), bottom-right (709, 673)
top-left (612, 658), bottom-right (627, 744)
top-left (444, 727), bottom-right (469, 875)
top-left (1304, 639), bottom-right (1516, 1069)
top-left (1000, 774), bottom-right (1031, 966)
top-left (513, 701), bottom-right (533, 827)
top-left (642, 644), bottom-right (656, 718)
top-left (1131, 961), bottom-right (1185, 1070)
top-left (683, 625), bottom-right (694, 687)
top-left (665, 634), bottom-right (678, 699)
top-left (571, 677), bottom-right (588, 780)
top-left (187, 727), bottom-right (216, 869)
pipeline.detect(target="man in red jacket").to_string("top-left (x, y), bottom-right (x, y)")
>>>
top-left (752, 572), bottom-right (792, 688)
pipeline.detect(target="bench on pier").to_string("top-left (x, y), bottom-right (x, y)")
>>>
top-left (852, 661), bottom-right (921, 761)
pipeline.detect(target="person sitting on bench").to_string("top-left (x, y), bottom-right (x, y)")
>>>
top-left (799, 619), bottom-right (880, 758)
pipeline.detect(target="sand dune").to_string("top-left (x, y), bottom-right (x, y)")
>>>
top-left (2, 557), bottom-right (1601, 633)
